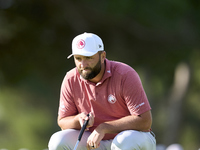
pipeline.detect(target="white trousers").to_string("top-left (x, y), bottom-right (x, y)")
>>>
top-left (48, 129), bottom-right (156, 150)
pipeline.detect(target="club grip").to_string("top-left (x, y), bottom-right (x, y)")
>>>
top-left (78, 114), bottom-right (89, 141)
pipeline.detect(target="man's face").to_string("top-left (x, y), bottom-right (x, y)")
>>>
top-left (74, 52), bottom-right (102, 80)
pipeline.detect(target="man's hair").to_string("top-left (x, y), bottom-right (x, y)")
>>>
top-left (98, 51), bottom-right (104, 55)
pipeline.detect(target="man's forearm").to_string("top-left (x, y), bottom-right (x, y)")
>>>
top-left (96, 111), bottom-right (152, 134)
top-left (58, 115), bottom-right (81, 130)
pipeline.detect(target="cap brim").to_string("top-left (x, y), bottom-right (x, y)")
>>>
top-left (67, 51), bottom-right (99, 59)
top-left (67, 54), bottom-right (73, 59)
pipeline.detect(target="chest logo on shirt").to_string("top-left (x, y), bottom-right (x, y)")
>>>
top-left (108, 94), bottom-right (116, 104)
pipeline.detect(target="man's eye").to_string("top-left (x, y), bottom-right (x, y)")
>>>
top-left (76, 57), bottom-right (81, 61)
top-left (86, 57), bottom-right (92, 59)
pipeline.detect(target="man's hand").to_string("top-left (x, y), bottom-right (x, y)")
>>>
top-left (86, 125), bottom-right (105, 150)
top-left (78, 112), bottom-right (94, 130)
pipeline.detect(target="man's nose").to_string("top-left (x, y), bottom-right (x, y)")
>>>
top-left (80, 59), bottom-right (87, 68)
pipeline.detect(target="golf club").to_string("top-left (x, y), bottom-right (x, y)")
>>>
top-left (73, 114), bottom-right (90, 150)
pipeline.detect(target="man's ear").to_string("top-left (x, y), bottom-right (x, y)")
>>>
top-left (101, 51), bottom-right (106, 63)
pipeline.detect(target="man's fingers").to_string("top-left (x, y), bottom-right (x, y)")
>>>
top-left (87, 112), bottom-right (94, 128)
top-left (79, 113), bottom-right (89, 127)
top-left (87, 143), bottom-right (91, 150)
top-left (89, 112), bottom-right (94, 117)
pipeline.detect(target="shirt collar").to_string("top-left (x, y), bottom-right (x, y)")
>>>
top-left (100, 58), bottom-right (112, 83)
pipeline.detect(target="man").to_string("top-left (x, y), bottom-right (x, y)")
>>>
top-left (48, 32), bottom-right (156, 150)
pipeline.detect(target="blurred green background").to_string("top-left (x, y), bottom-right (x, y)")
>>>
top-left (0, 0), bottom-right (200, 149)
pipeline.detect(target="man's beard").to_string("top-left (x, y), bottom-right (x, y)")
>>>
top-left (78, 58), bottom-right (102, 80)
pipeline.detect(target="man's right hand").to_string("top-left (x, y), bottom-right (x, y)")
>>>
top-left (78, 112), bottom-right (94, 130)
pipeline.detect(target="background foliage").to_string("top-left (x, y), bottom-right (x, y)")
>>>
top-left (0, 0), bottom-right (200, 149)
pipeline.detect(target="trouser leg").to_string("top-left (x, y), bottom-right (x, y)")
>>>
top-left (48, 129), bottom-right (112, 150)
top-left (111, 130), bottom-right (156, 150)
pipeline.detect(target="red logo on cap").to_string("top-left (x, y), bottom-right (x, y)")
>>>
top-left (77, 39), bottom-right (85, 49)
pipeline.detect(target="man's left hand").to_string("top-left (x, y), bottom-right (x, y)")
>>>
top-left (87, 129), bottom-right (105, 149)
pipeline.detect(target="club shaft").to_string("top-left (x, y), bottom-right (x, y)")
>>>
top-left (73, 140), bottom-right (79, 150)
top-left (73, 114), bottom-right (90, 150)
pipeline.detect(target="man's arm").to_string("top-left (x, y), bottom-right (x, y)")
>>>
top-left (98, 110), bottom-right (152, 133)
top-left (86, 110), bottom-right (152, 149)
top-left (58, 115), bottom-right (81, 130)
top-left (58, 112), bottom-right (94, 130)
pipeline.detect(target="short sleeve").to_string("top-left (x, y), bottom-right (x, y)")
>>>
top-left (122, 69), bottom-right (151, 116)
top-left (58, 73), bottom-right (78, 119)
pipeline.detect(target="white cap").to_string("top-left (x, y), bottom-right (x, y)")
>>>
top-left (67, 32), bottom-right (104, 59)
